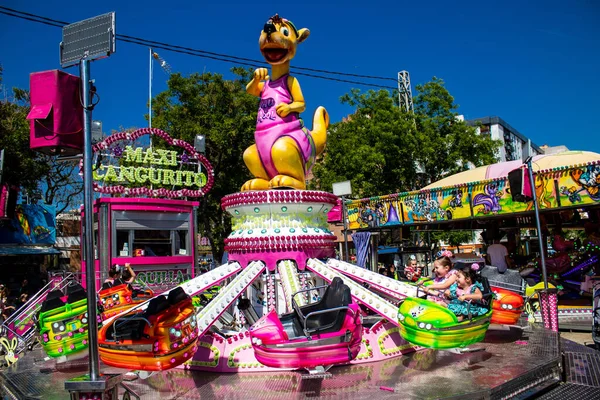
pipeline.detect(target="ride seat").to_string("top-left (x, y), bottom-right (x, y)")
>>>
top-left (110, 296), bottom-right (170, 342)
top-left (100, 282), bottom-right (113, 291)
top-left (293, 277), bottom-right (352, 336)
top-left (167, 287), bottom-right (189, 305)
top-left (40, 289), bottom-right (65, 313)
top-left (66, 283), bottom-right (87, 303)
top-left (478, 277), bottom-right (494, 311)
top-left (145, 296), bottom-right (170, 318)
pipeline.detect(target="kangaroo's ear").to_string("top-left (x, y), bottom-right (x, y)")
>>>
top-left (297, 28), bottom-right (310, 44)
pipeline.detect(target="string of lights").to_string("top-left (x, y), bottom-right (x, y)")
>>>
top-left (0, 6), bottom-right (399, 90)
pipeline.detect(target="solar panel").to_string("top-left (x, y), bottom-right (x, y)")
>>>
top-left (60, 12), bottom-right (116, 67)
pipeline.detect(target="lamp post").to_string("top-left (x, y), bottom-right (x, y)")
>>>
top-left (60, 12), bottom-right (122, 398)
top-left (333, 181), bottom-right (352, 262)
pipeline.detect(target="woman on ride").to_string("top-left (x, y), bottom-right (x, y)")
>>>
top-left (422, 252), bottom-right (458, 305)
top-left (445, 264), bottom-right (487, 321)
top-left (104, 263), bottom-right (136, 286)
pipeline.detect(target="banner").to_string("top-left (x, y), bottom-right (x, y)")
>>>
top-left (0, 203), bottom-right (56, 244)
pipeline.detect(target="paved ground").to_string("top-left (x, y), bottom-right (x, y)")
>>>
top-left (561, 331), bottom-right (595, 347)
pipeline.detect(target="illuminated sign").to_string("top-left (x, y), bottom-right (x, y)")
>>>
top-left (89, 127), bottom-right (214, 198)
top-left (135, 269), bottom-right (187, 286)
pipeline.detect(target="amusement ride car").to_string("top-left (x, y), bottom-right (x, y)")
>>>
top-left (249, 277), bottom-right (363, 370)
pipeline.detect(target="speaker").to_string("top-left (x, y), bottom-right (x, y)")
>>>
top-left (508, 167), bottom-right (533, 203)
top-left (27, 70), bottom-right (83, 156)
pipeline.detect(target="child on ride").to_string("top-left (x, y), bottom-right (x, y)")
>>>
top-left (422, 253), bottom-right (458, 305)
top-left (445, 264), bottom-right (487, 321)
top-left (404, 256), bottom-right (422, 282)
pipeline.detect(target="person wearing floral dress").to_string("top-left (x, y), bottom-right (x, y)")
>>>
top-left (445, 264), bottom-right (488, 321)
top-left (423, 255), bottom-right (458, 306)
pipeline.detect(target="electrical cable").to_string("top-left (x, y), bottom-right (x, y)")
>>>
top-left (0, 6), bottom-right (399, 90)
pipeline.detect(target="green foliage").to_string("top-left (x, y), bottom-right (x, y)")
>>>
top-left (310, 89), bottom-right (419, 198)
top-left (310, 77), bottom-right (501, 198)
top-left (151, 68), bottom-right (258, 262)
top-left (414, 77), bottom-right (500, 184)
top-left (431, 230), bottom-right (475, 248)
top-left (0, 83), bottom-right (49, 198)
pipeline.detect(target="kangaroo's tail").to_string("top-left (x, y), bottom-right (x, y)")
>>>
top-left (311, 106), bottom-right (329, 156)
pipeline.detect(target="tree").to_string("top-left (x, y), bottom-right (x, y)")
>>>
top-left (431, 230), bottom-right (475, 251)
top-left (310, 78), bottom-right (501, 197)
top-left (0, 71), bottom-right (49, 198)
top-left (0, 70), bottom-right (83, 214)
top-left (309, 89), bottom-right (420, 198)
top-left (414, 77), bottom-right (500, 185)
top-left (40, 155), bottom-right (83, 215)
top-left (151, 68), bottom-right (258, 263)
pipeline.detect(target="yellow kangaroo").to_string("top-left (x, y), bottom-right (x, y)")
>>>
top-left (242, 14), bottom-right (329, 191)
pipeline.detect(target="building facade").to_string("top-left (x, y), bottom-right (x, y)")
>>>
top-left (466, 116), bottom-right (543, 162)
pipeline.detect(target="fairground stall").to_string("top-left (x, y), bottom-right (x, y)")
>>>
top-left (1, 12), bottom-right (594, 400)
top-left (81, 129), bottom-right (214, 293)
top-left (345, 150), bottom-right (600, 330)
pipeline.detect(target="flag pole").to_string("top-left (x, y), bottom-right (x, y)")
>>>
top-left (149, 47), bottom-right (153, 129)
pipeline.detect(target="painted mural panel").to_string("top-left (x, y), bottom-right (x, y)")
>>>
top-left (557, 165), bottom-right (600, 207)
top-left (470, 175), bottom-right (557, 218)
top-left (347, 196), bottom-right (402, 229)
top-left (401, 193), bottom-right (445, 223)
top-left (0, 204), bottom-right (56, 244)
top-left (344, 161), bottom-right (600, 228)
top-left (436, 187), bottom-right (471, 221)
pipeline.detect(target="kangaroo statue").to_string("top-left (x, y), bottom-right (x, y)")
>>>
top-left (242, 14), bottom-right (329, 191)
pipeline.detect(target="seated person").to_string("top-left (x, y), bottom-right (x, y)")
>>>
top-left (444, 264), bottom-right (487, 321)
top-left (104, 263), bottom-right (136, 286)
top-left (404, 256), bottom-right (422, 282)
top-left (423, 256), bottom-right (458, 305)
top-left (552, 228), bottom-right (574, 252)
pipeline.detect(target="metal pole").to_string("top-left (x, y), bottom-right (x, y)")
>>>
top-left (527, 157), bottom-right (548, 289)
top-left (149, 47), bottom-right (152, 129)
top-left (342, 196), bottom-right (349, 262)
top-left (81, 59), bottom-right (100, 381)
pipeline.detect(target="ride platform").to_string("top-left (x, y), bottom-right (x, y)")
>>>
top-left (2, 324), bottom-right (593, 399)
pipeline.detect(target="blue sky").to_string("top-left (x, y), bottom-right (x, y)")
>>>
top-left (1, 1), bottom-right (599, 154)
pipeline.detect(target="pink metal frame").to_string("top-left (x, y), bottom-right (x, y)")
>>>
top-left (81, 197), bottom-right (199, 291)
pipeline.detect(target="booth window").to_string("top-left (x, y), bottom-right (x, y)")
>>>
top-left (116, 230), bottom-right (130, 256)
top-left (175, 230), bottom-right (188, 255)
top-left (112, 210), bottom-right (191, 258)
top-left (133, 229), bottom-right (171, 257)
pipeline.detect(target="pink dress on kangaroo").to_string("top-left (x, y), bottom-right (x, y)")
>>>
top-left (255, 74), bottom-right (317, 178)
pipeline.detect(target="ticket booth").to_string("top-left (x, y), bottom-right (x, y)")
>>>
top-left (82, 197), bottom-right (199, 291)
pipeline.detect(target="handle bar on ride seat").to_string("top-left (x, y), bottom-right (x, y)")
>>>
top-left (112, 316), bottom-right (152, 340)
top-left (303, 306), bottom-right (356, 336)
top-left (291, 285), bottom-right (330, 319)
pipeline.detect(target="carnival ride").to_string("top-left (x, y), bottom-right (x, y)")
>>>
top-left (98, 279), bottom-right (154, 320)
top-left (397, 279), bottom-right (494, 350)
top-left (249, 276), bottom-right (363, 370)
top-left (21, 13), bottom-right (558, 381)
top-left (98, 287), bottom-right (198, 371)
top-left (37, 282), bottom-right (102, 362)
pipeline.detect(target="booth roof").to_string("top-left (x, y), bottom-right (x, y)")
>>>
top-left (0, 246), bottom-right (60, 256)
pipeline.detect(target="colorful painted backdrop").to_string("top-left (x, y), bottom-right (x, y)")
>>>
top-left (346, 161), bottom-right (600, 229)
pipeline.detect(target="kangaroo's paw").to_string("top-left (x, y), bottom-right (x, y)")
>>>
top-left (269, 175), bottom-right (306, 190)
top-left (241, 179), bottom-right (270, 192)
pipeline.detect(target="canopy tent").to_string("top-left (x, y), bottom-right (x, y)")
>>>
top-left (423, 151), bottom-right (600, 190)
